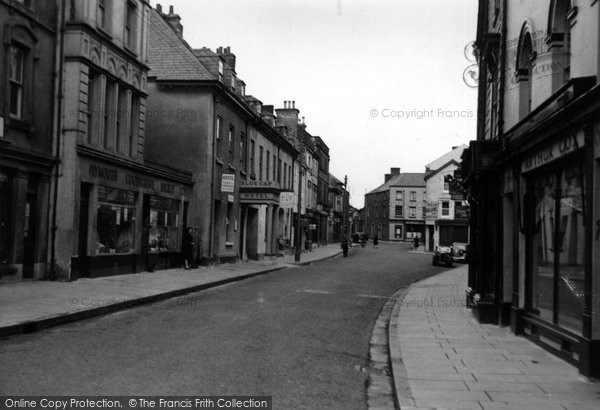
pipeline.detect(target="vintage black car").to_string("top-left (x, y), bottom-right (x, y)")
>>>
top-left (432, 246), bottom-right (453, 267)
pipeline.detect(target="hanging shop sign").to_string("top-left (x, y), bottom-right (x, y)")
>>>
top-left (221, 174), bottom-right (235, 192)
top-left (521, 131), bottom-right (584, 173)
top-left (279, 192), bottom-right (294, 209)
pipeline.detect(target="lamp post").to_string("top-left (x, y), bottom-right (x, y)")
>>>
top-left (343, 175), bottom-right (348, 240)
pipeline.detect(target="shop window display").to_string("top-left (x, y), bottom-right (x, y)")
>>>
top-left (530, 163), bottom-right (585, 334)
top-left (148, 196), bottom-right (179, 253)
top-left (96, 186), bottom-right (136, 255)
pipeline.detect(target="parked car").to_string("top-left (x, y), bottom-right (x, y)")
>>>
top-left (432, 246), bottom-right (453, 267)
top-left (353, 232), bottom-right (368, 244)
top-left (452, 242), bottom-right (469, 263)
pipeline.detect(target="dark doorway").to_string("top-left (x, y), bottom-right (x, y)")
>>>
top-left (22, 191), bottom-right (37, 279)
top-left (76, 183), bottom-right (92, 278)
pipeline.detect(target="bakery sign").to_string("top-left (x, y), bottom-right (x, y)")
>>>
top-left (522, 131), bottom-right (584, 173)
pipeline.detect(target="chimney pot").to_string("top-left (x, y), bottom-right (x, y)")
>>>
top-left (157, 4), bottom-right (162, 12)
top-left (292, 101), bottom-right (295, 109)
top-left (169, 5), bottom-right (174, 14)
top-left (225, 46), bottom-right (231, 54)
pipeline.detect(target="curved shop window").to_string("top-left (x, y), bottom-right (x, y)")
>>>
top-left (148, 196), bottom-right (180, 253)
top-left (530, 162), bottom-right (585, 334)
top-left (96, 186), bottom-right (137, 255)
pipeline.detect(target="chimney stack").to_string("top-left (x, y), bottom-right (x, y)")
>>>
top-left (164, 5), bottom-right (183, 38)
top-left (156, 4), bottom-right (162, 13)
top-left (217, 46), bottom-right (236, 71)
top-left (390, 167), bottom-right (401, 175)
top-left (385, 174), bottom-right (392, 183)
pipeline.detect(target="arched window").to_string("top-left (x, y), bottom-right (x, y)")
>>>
top-left (516, 26), bottom-right (535, 119)
top-left (547, 0), bottom-right (571, 82)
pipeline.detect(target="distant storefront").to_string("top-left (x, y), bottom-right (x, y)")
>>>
top-left (72, 156), bottom-right (193, 278)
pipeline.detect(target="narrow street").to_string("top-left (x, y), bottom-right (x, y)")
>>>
top-left (0, 243), bottom-right (449, 408)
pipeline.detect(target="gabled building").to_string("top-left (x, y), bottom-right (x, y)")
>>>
top-left (364, 168), bottom-right (425, 241)
top-left (423, 145), bottom-right (469, 251)
top-left (0, 0), bottom-right (58, 282)
top-left (462, 0), bottom-right (600, 377)
top-left (328, 173), bottom-right (348, 243)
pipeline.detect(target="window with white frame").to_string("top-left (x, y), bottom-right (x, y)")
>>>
top-left (441, 201), bottom-right (450, 216)
top-left (9, 46), bottom-right (25, 119)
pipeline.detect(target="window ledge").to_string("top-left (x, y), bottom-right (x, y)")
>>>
top-left (7, 118), bottom-right (34, 136)
top-left (216, 158), bottom-right (224, 166)
top-left (123, 45), bottom-right (138, 58)
top-left (96, 26), bottom-right (113, 41)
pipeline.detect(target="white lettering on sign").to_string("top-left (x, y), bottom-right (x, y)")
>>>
top-left (522, 132), bottom-right (584, 173)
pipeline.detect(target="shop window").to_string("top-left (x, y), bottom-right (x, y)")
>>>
top-left (394, 225), bottom-right (402, 239)
top-left (530, 163), bottom-right (585, 334)
top-left (95, 186), bottom-right (136, 255)
top-left (148, 196), bottom-right (180, 253)
top-left (441, 201), bottom-right (450, 216)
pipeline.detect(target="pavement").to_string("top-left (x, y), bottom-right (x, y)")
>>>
top-left (0, 244), bottom-right (342, 337)
top-left (390, 265), bottom-right (600, 410)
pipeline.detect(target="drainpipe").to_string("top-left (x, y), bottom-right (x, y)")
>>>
top-left (208, 93), bottom-right (217, 263)
top-left (48, 0), bottom-right (68, 280)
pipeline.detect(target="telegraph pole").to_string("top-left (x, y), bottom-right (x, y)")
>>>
top-left (294, 152), bottom-right (304, 262)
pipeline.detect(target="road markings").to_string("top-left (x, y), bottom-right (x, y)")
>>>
top-left (299, 289), bottom-right (332, 295)
top-left (358, 294), bottom-right (388, 299)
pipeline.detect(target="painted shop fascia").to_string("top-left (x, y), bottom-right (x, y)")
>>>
top-left (69, 146), bottom-right (193, 280)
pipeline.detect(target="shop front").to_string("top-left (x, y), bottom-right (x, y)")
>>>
top-left (519, 130), bottom-right (591, 368)
top-left (239, 180), bottom-right (282, 260)
top-left (72, 158), bottom-right (192, 278)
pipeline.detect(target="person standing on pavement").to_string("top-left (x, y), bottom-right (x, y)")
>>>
top-left (413, 236), bottom-right (419, 252)
top-left (373, 235), bottom-right (378, 248)
top-left (182, 227), bottom-right (194, 269)
top-left (341, 240), bottom-right (349, 257)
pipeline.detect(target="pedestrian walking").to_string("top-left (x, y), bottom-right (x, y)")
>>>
top-left (413, 236), bottom-right (420, 252)
top-left (341, 240), bottom-right (349, 257)
top-left (182, 227), bottom-right (194, 269)
top-left (373, 235), bottom-right (379, 248)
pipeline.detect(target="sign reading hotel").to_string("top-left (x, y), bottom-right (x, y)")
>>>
top-left (280, 192), bottom-right (294, 209)
top-left (522, 132), bottom-right (584, 173)
top-left (221, 174), bottom-right (235, 192)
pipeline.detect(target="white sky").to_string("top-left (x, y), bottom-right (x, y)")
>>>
top-left (151, 0), bottom-right (479, 208)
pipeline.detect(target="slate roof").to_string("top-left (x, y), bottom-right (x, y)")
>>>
top-left (147, 9), bottom-right (215, 81)
top-left (367, 173), bottom-right (425, 195)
